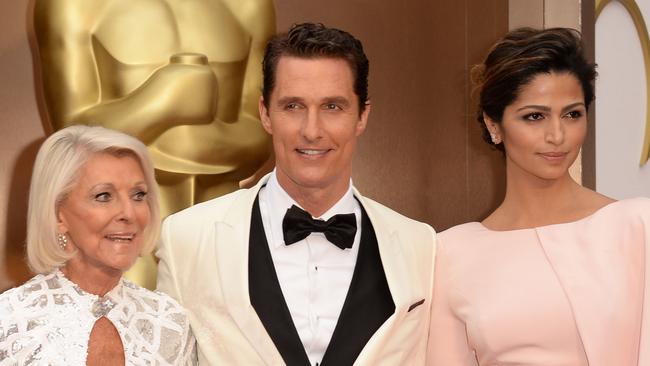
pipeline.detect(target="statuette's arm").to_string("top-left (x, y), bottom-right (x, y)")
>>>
top-left (33, 0), bottom-right (217, 144)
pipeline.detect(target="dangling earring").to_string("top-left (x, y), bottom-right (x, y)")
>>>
top-left (57, 233), bottom-right (68, 250)
top-left (490, 132), bottom-right (501, 144)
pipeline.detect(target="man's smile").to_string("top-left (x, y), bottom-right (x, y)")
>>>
top-left (296, 148), bottom-right (331, 156)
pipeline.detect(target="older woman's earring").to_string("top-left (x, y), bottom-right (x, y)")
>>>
top-left (57, 233), bottom-right (68, 249)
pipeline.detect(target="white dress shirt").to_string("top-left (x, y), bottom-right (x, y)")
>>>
top-left (258, 171), bottom-right (362, 366)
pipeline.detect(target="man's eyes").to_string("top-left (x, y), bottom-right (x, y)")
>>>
top-left (285, 103), bottom-right (302, 110)
top-left (282, 103), bottom-right (344, 111)
top-left (323, 103), bottom-right (342, 111)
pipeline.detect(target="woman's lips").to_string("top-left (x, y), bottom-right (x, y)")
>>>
top-left (538, 151), bottom-right (568, 162)
top-left (105, 233), bottom-right (136, 242)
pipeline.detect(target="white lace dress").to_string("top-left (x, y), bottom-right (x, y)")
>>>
top-left (0, 270), bottom-right (197, 365)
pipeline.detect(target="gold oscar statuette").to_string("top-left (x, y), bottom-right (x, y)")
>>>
top-left (31, 0), bottom-right (276, 288)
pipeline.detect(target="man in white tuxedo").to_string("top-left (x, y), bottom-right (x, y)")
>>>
top-left (157, 23), bottom-right (437, 365)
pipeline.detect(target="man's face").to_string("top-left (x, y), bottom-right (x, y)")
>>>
top-left (259, 56), bottom-right (369, 197)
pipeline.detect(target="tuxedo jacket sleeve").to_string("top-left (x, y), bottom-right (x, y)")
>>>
top-left (156, 191), bottom-right (281, 365)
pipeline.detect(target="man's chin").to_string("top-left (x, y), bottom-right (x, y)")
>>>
top-left (276, 164), bottom-right (348, 189)
top-left (293, 175), bottom-right (331, 189)
top-left (283, 172), bottom-right (336, 190)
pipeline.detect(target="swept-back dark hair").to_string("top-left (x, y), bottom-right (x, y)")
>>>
top-left (262, 22), bottom-right (369, 114)
top-left (473, 27), bottom-right (597, 151)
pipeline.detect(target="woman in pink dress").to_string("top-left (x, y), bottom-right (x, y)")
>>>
top-left (428, 28), bottom-right (650, 365)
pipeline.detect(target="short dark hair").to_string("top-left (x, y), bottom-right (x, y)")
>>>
top-left (262, 22), bottom-right (369, 114)
top-left (473, 27), bottom-right (597, 151)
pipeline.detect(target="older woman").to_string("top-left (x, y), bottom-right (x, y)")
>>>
top-left (0, 126), bottom-right (196, 365)
top-left (428, 28), bottom-right (650, 365)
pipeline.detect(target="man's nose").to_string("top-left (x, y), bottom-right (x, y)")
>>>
top-left (301, 108), bottom-right (323, 141)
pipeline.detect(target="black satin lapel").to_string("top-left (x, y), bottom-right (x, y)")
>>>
top-left (320, 204), bottom-right (396, 366)
top-left (248, 197), bottom-right (311, 366)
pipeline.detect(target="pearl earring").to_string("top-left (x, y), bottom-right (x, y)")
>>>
top-left (57, 233), bottom-right (68, 249)
top-left (490, 132), bottom-right (500, 144)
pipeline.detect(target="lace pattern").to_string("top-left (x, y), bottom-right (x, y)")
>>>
top-left (0, 271), bottom-right (197, 365)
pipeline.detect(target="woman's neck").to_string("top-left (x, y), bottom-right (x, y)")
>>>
top-left (484, 158), bottom-right (608, 230)
top-left (61, 260), bottom-right (122, 297)
top-left (503, 172), bottom-right (581, 222)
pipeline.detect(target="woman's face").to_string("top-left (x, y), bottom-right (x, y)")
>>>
top-left (58, 152), bottom-right (150, 275)
top-left (487, 72), bottom-right (587, 183)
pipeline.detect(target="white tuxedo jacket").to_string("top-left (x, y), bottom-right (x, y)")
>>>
top-left (156, 174), bottom-right (437, 365)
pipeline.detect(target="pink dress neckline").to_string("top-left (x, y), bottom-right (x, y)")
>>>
top-left (475, 198), bottom-right (623, 232)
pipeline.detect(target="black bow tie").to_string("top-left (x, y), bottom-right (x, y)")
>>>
top-left (282, 205), bottom-right (357, 250)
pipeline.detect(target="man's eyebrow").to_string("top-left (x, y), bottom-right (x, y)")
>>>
top-left (323, 96), bottom-right (351, 106)
top-left (276, 96), bottom-right (305, 106)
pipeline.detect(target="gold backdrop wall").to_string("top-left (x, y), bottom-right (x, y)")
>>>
top-left (0, 0), bottom-right (509, 290)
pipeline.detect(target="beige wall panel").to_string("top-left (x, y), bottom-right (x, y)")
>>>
top-left (510, 0), bottom-right (544, 29)
top-left (545, 0), bottom-right (581, 29)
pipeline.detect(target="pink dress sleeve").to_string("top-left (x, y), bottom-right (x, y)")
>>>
top-left (427, 241), bottom-right (478, 366)
top-left (642, 201), bottom-right (650, 365)
top-left (535, 198), bottom-right (649, 366)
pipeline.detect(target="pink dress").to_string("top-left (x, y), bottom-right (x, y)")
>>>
top-left (428, 198), bottom-right (650, 366)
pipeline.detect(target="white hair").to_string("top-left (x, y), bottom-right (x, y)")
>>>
top-left (27, 125), bottom-right (161, 274)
